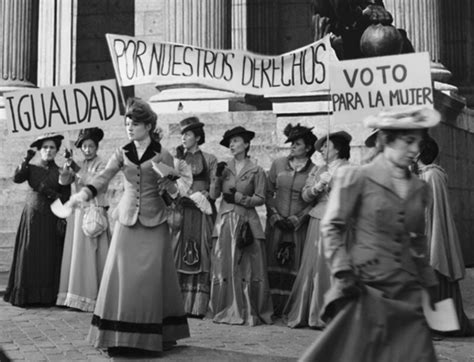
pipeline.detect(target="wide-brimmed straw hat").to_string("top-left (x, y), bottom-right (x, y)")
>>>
top-left (314, 130), bottom-right (352, 152)
top-left (74, 127), bottom-right (104, 148)
top-left (364, 107), bottom-right (441, 130)
top-left (220, 126), bottom-right (255, 148)
top-left (30, 133), bottom-right (64, 150)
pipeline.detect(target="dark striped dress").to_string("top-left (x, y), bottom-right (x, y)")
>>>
top-left (4, 160), bottom-right (71, 307)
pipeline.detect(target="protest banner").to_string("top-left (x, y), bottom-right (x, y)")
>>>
top-left (4, 80), bottom-right (121, 137)
top-left (106, 34), bottom-right (337, 96)
top-left (329, 52), bottom-right (433, 125)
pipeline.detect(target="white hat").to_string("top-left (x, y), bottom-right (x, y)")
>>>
top-left (363, 107), bottom-right (441, 130)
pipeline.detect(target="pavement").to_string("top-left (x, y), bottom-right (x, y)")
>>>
top-left (0, 270), bottom-right (473, 361)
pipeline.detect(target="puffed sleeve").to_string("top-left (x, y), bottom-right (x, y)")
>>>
top-left (235, 167), bottom-right (266, 208)
top-left (321, 166), bottom-right (363, 276)
top-left (87, 148), bottom-right (123, 197)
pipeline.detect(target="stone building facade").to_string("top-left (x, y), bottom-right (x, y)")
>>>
top-left (1, 0), bottom-right (474, 271)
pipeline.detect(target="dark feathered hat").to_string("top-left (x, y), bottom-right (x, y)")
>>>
top-left (30, 133), bottom-right (64, 150)
top-left (220, 126), bottom-right (255, 148)
top-left (283, 123), bottom-right (317, 145)
top-left (74, 127), bottom-right (105, 148)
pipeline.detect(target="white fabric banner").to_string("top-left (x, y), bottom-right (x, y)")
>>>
top-left (106, 33), bottom-right (337, 96)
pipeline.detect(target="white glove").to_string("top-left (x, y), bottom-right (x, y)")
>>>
top-left (68, 188), bottom-right (91, 208)
top-left (312, 171), bottom-right (331, 194)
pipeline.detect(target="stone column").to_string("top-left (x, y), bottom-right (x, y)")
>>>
top-left (384, 0), bottom-right (441, 62)
top-left (151, 0), bottom-right (250, 113)
top-left (37, 0), bottom-right (76, 87)
top-left (0, 0), bottom-right (37, 94)
top-left (232, 0), bottom-right (247, 50)
top-left (230, 0), bottom-right (279, 54)
top-left (164, 0), bottom-right (231, 48)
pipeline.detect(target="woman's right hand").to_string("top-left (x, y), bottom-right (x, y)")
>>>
top-left (24, 149), bottom-right (36, 163)
top-left (68, 188), bottom-right (90, 208)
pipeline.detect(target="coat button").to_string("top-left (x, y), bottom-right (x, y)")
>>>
top-left (394, 251), bottom-right (401, 257)
top-left (394, 258), bottom-right (401, 263)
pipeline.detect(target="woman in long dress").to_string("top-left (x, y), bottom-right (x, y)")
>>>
top-left (416, 136), bottom-right (473, 336)
top-left (56, 127), bottom-right (111, 312)
top-left (4, 134), bottom-right (71, 307)
top-left (68, 98), bottom-right (189, 355)
top-left (283, 131), bottom-right (351, 328)
top-left (209, 126), bottom-right (273, 326)
top-left (265, 123), bottom-right (316, 317)
top-left (300, 108), bottom-right (441, 362)
top-left (172, 116), bottom-right (217, 317)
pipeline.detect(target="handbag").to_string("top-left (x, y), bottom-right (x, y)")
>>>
top-left (166, 199), bottom-right (183, 231)
top-left (236, 221), bottom-right (254, 250)
top-left (82, 199), bottom-right (108, 238)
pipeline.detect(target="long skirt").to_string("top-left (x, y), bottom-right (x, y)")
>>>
top-left (56, 207), bottom-right (110, 312)
top-left (300, 270), bottom-right (436, 362)
top-left (4, 194), bottom-right (64, 307)
top-left (172, 203), bottom-right (214, 317)
top-left (283, 217), bottom-right (331, 328)
top-left (209, 211), bottom-right (273, 326)
top-left (434, 271), bottom-right (473, 336)
top-left (266, 221), bottom-right (308, 316)
top-left (88, 221), bottom-right (190, 351)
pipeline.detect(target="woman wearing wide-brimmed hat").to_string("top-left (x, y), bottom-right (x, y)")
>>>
top-left (56, 127), bottom-right (111, 312)
top-left (265, 123), bottom-right (316, 317)
top-left (300, 107), bottom-right (441, 361)
top-left (283, 130), bottom-right (352, 329)
top-left (208, 126), bottom-right (273, 326)
top-left (4, 133), bottom-right (71, 307)
top-left (172, 116), bottom-right (218, 318)
top-left (68, 98), bottom-right (189, 355)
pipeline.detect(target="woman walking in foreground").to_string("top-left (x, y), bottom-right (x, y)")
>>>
top-left (300, 108), bottom-right (441, 362)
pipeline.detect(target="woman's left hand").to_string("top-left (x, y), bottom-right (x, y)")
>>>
top-left (157, 177), bottom-right (177, 194)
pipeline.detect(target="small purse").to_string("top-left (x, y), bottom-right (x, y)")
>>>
top-left (82, 199), bottom-right (108, 238)
top-left (236, 221), bottom-right (254, 250)
top-left (166, 200), bottom-right (183, 231)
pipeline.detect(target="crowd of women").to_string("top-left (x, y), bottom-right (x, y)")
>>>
top-left (3, 97), bottom-right (472, 360)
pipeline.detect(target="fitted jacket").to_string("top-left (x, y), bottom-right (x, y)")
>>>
top-left (321, 154), bottom-right (437, 288)
top-left (210, 158), bottom-right (266, 239)
top-left (87, 140), bottom-right (174, 227)
top-left (266, 156), bottom-right (314, 221)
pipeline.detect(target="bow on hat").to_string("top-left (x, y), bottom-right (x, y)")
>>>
top-left (283, 123), bottom-right (316, 144)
